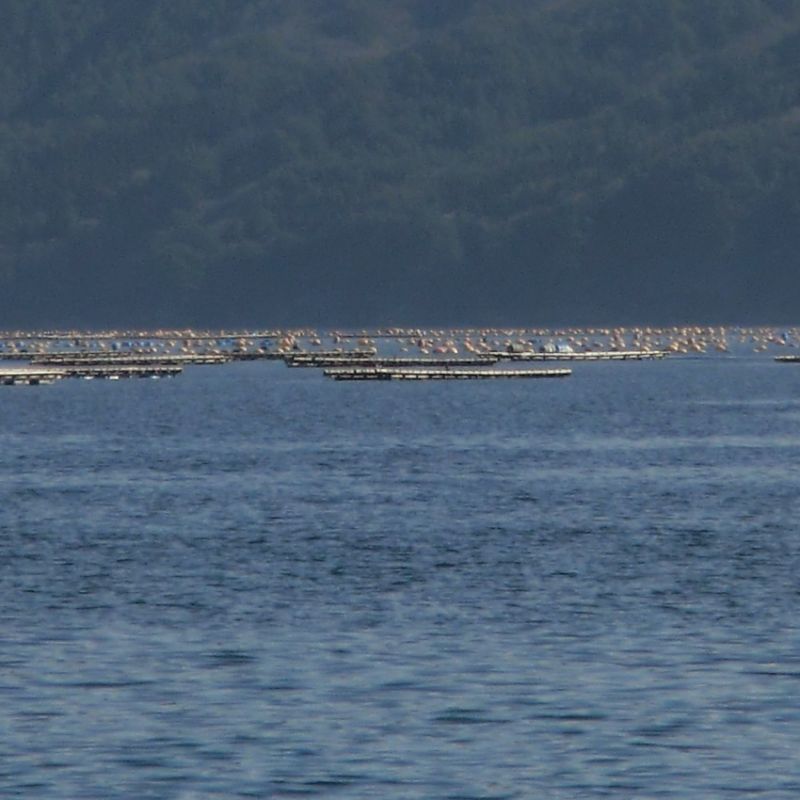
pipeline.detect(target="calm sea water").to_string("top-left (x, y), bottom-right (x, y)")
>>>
top-left (2, 356), bottom-right (800, 798)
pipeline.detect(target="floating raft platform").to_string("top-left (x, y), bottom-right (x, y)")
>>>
top-left (6, 349), bottom-right (277, 362)
top-left (59, 364), bottom-right (183, 379)
top-left (324, 367), bottom-right (571, 381)
top-left (0, 331), bottom-right (283, 342)
top-left (228, 350), bottom-right (289, 361)
top-left (223, 349), bottom-right (377, 363)
top-left (286, 355), bottom-right (497, 368)
top-left (282, 349), bottom-right (376, 361)
top-left (31, 353), bottom-right (229, 366)
top-left (1, 367), bottom-right (63, 385)
top-left (1, 364), bottom-right (182, 384)
top-left (489, 350), bottom-right (668, 361)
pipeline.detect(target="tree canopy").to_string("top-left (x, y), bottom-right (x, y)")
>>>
top-left (2, 0), bottom-right (800, 327)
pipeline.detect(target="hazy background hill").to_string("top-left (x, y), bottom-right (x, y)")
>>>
top-left (2, 0), bottom-right (800, 327)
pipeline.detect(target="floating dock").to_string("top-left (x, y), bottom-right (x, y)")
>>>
top-left (1, 364), bottom-right (182, 384)
top-left (282, 349), bottom-right (377, 362)
top-left (227, 351), bottom-right (287, 361)
top-left (489, 350), bottom-right (668, 361)
top-left (286, 355), bottom-right (498, 368)
top-left (324, 367), bottom-right (572, 381)
top-left (31, 353), bottom-right (229, 366)
top-left (775, 355), bottom-right (800, 363)
top-left (1, 367), bottom-right (63, 385)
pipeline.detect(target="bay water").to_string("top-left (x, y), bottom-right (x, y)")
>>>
top-left (2, 356), bottom-right (800, 798)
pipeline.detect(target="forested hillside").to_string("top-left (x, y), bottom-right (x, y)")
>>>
top-left (2, 0), bottom-right (800, 327)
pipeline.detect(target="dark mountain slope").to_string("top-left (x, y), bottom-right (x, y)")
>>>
top-left (2, 0), bottom-right (800, 327)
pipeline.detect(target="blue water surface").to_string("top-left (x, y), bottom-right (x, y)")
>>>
top-left (2, 356), bottom-right (800, 798)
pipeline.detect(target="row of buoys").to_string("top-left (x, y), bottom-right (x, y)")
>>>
top-left (2, 325), bottom-right (799, 361)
